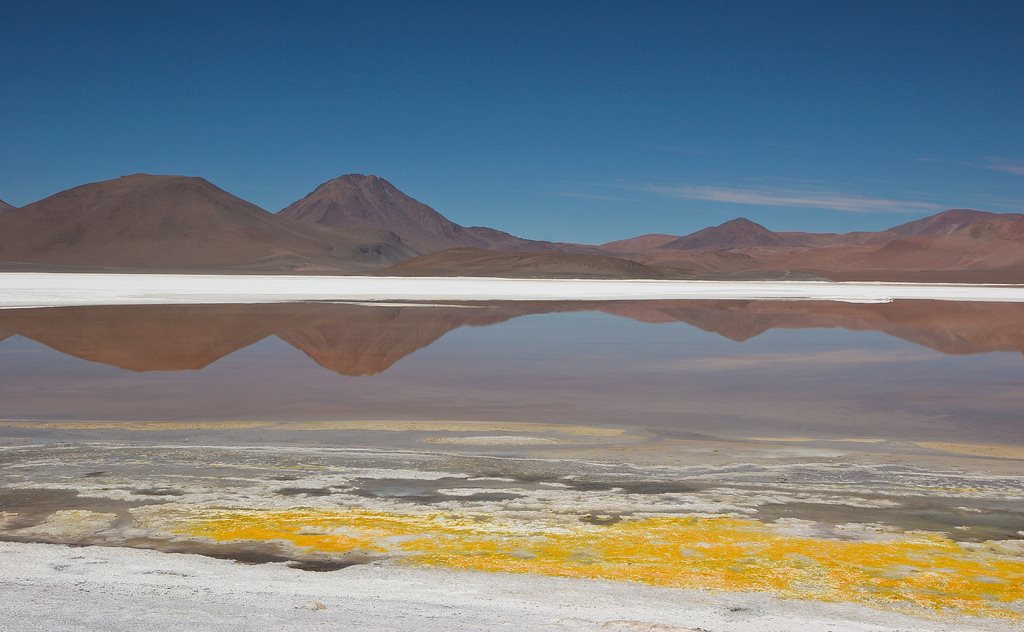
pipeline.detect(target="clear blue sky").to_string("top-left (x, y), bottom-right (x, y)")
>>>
top-left (2, 1), bottom-right (1022, 243)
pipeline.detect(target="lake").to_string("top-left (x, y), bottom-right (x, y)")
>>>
top-left (2, 299), bottom-right (1023, 627)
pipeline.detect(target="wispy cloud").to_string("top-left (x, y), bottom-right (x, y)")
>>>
top-left (983, 158), bottom-right (1024, 177)
top-left (919, 156), bottom-right (1024, 177)
top-left (554, 192), bottom-right (637, 203)
top-left (642, 184), bottom-right (944, 214)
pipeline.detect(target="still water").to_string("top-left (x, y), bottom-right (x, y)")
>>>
top-left (1, 300), bottom-right (1022, 443)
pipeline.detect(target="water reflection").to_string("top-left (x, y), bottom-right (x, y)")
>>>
top-left (1, 300), bottom-right (1023, 376)
top-left (0, 300), bottom-right (1021, 443)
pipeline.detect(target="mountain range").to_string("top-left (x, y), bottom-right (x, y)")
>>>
top-left (605, 211), bottom-right (1024, 282)
top-left (1, 173), bottom-right (1022, 281)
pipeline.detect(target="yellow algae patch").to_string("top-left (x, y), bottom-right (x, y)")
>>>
top-left (179, 509), bottom-right (1024, 619)
top-left (914, 442), bottom-right (1024, 461)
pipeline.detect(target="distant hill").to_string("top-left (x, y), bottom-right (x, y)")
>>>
top-left (766, 210), bottom-right (1024, 282)
top-left (0, 199), bottom-right (15, 215)
top-left (0, 174), bottom-right (414, 272)
top-left (886, 209), bottom-right (1024, 239)
top-left (601, 234), bottom-right (679, 253)
top-left (379, 247), bottom-right (681, 279)
top-left (660, 218), bottom-right (793, 250)
top-left (279, 174), bottom-right (600, 255)
top-left (601, 209), bottom-right (1024, 283)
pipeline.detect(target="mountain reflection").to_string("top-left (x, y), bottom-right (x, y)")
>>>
top-left (1, 300), bottom-right (1022, 375)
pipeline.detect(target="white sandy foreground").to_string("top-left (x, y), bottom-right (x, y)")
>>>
top-left (0, 541), bottom-right (1010, 632)
top-left (2, 272), bottom-right (1024, 309)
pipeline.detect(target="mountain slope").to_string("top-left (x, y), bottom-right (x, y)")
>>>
top-left (0, 174), bottom-right (414, 272)
top-left (280, 174), bottom-right (599, 255)
top-left (887, 209), bottom-right (1024, 239)
top-left (601, 234), bottom-right (679, 253)
top-left (762, 209), bottom-right (1024, 282)
top-left (599, 209), bottom-right (1024, 282)
top-left (0, 199), bottom-right (14, 215)
top-left (660, 218), bottom-right (791, 250)
top-left (379, 247), bottom-right (681, 279)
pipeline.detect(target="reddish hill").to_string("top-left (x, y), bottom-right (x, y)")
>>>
top-left (599, 209), bottom-right (1024, 282)
top-left (379, 247), bottom-right (681, 279)
top-left (887, 209), bottom-right (1024, 239)
top-left (660, 218), bottom-right (793, 250)
top-left (0, 199), bottom-right (14, 215)
top-left (601, 234), bottom-right (679, 253)
top-left (0, 174), bottom-right (414, 272)
top-left (636, 249), bottom-right (766, 277)
top-left (279, 174), bottom-right (599, 255)
top-left (761, 210), bottom-right (1024, 282)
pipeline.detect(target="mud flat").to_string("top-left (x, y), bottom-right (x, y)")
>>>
top-left (1, 540), bottom-right (1014, 632)
top-left (1, 429), bottom-right (1023, 630)
top-left (3, 272), bottom-right (1024, 309)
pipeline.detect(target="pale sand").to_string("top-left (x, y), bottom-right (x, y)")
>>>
top-left (0, 419), bottom-right (626, 436)
top-left (0, 541), bottom-right (1012, 632)
top-left (914, 441), bottom-right (1024, 460)
top-left (3, 272), bottom-right (1024, 309)
top-left (423, 435), bottom-right (568, 445)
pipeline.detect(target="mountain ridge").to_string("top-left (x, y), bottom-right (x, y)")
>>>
top-left (0, 174), bottom-right (413, 273)
top-left (280, 174), bottom-right (600, 256)
top-left (3, 172), bottom-right (1023, 282)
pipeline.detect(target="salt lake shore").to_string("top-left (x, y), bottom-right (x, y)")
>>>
top-left (2, 272), bottom-right (1024, 308)
top-left (0, 541), bottom-right (1006, 632)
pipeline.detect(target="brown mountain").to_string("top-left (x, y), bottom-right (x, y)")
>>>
top-left (0, 199), bottom-right (14, 215)
top-left (5, 172), bottom-right (1024, 282)
top-left (378, 247), bottom-right (681, 279)
top-left (279, 174), bottom-right (599, 255)
top-left (602, 209), bottom-right (1024, 283)
top-left (764, 210), bottom-right (1024, 282)
top-left (887, 209), bottom-right (1024, 239)
top-left (635, 249), bottom-right (772, 278)
top-left (660, 218), bottom-right (793, 250)
top-left (0, 174), bottom-right (414, 272)
top-left (601, 233), bottom-right (679, 253)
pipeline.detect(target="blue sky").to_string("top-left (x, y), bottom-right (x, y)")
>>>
top-left (1, 1), bottom-right (1022, 243)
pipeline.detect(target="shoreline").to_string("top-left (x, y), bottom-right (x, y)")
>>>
top-left (2, 272), bottom-right (1024, 309)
